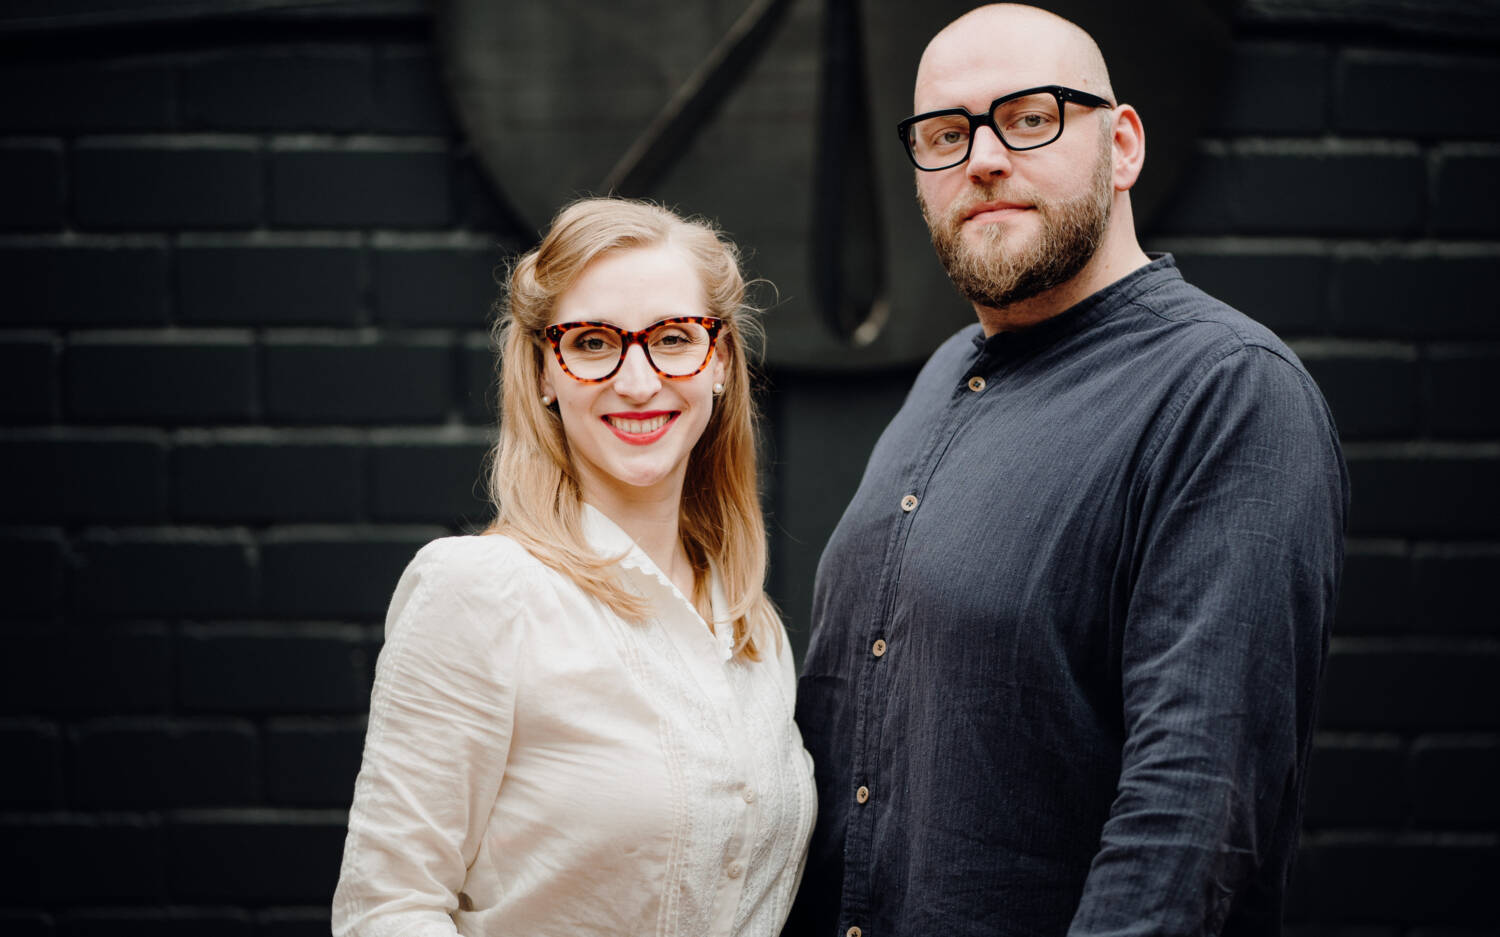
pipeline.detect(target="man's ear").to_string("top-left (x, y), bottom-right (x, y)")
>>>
top-left (1111, 104), bottom-right (1146, 192)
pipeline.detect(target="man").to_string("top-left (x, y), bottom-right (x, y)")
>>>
top-left (786, 5), bottom-right (1348, 936)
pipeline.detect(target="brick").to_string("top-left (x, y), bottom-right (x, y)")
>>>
top-left (450, 152), bottom-right (518, 235)
top-left (65, 339), bottom-right (256, 424)
top-left (0, 143), bottom-right (64, 229)
top-left (0, 245), bottom-right (171, 326)
top-left (1426, 346), bottom-right (1500, 437)
top-left (255, 908), bottom-right (330, 937)
top-left (168, 812), bottom-right (346, 901)
top-left (1335, 544), bottom-right (1411, 634)
top-left (0, 338), bottom-right (55, 422)
top-left (1410, 738), bottom-right (1500, 827)
top-left (260, 535), bottom-right (426, 619)
top-left (58, 909), bottom-right (250, 937)
top-left (266, 721), bottom-right (365, 805)
top-left (1207, 42), bottom-right (1329, 136)
top-left (0, 816), bottom-right (165, 902)
top-left (0, 720), bottom-right (63, 807)
top-left (1155, 149), bottom-right (1425, 236)
top-left (1345, 454), bottom-right (1500, 538)
top-left (1434, 153), bottom-right (1500, 236)
top-left (177, 246), bottom-right (363, 325)
top-left (373, 246), bottom-right (499, 326)
top-left (1302, 737), bottom-right (1407, 827)
top-left (1164, 253), bottom-right (1330, 335)
top-left (71, 719), bottom-right (259, 807)
top-left (0, 627), bottom-right (171, 715)
top-left (181, 50), bottom-right (373, 131)
top-left (1331, 255), bottom-right (1500, 339)
top-left (1413, 547), bottom-right (1500, 635)
top-left (174, 441), bottom-right (363, 522)
top-left (373, 48), bottom-right (455, 135)
top-left (0, 62), bottom-right (174, 133)
top-left (74, 535), bottom-right (254, 618)
top-left (461, 337), bottom-right (497, 424)
top-left (269, 149), bottom-right (450, 228)
top-left (368, 441), bottom-right (490, 524)
top-left (0, 912), bottom-right (51, 937)
top-left (1301, 354), bottom-right (1418, 439)
top-left (1319, 646), bottom-right (1500, 731)
top-left (1336, 52), bottom-right (1500, 139)
top-left (0, 438), bottom-right (168, 523)
top-left (1289, 838), bottom-right (1497, 924)
top-left (263, 341), bottom-right (451, 424)
top-left (0, 533), bottom-right (64, 616)
top-left (73, 143), bottom-right (262, 229)
top-left (179, 626), bottom-right (370, 713)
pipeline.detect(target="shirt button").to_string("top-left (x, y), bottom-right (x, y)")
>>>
top-left (872, 638), bottom-right (886, 658)
top-left (727, 862), bottom-right (743, 879)
top-left (847, 927), bottom-right (863, 937)
top-left (967, 375), bottom-right (986, 392)
top-left (856, 785), bottom-right (870, 804)
top-left (742, 787), bottom-right (757, 803)
top-left (900, 494), bottom-right (918, 512)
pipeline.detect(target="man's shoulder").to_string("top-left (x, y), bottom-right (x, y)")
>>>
top-left (1126, 262), bottom-right (1305, 371)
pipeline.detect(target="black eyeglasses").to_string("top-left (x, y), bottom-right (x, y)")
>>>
top-left (897, 85), bottom-right (1115, 171)
top-left (543, 316), bottom-right (723, 382)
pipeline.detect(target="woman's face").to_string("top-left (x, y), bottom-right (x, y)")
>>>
top-left (541, 244), bottom-right (728, 511)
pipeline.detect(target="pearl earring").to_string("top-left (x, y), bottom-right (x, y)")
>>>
top-left (712, 383), bottom-right (724, 395)
top-left (540, 394), bottom-right (553, 406)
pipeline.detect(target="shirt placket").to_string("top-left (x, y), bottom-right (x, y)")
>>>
top-left (839, 349), bottom-right (996, 936)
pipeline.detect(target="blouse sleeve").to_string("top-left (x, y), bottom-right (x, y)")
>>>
top-left (332, 539), bottom-right (527, 937)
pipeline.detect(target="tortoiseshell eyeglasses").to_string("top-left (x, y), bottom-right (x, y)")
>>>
top-left (542, 316), bottom-right (723, 382)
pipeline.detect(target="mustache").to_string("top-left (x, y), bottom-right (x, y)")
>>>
top-left (944, 185), bottom-right (1041, 224)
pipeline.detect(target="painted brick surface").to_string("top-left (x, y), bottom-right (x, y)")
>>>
top-left (2, 245), bottom-right (172, 326)
top-left (2, 1), bottom-right (1495, 931)
top-left (73, 143), bottom-right (263, 230)
top-left (0, 143), bottom-right (64, 230)
top-left (177, 246), bottom-right (364, 326)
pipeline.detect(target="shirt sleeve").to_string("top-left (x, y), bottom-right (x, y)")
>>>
top-left (1068, 346), bottom-right (1349, 936)
top-left (332, 539), bottom-right (526, 937)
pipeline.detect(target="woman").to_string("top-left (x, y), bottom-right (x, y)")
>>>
top-left (331, 197), bottom-right (816, 936)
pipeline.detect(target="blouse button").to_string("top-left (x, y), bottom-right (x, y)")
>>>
top-left (742, 787), bottom-right (757, 804)
top-left (967, 375), bottom-right (986, 392)
top-left (847, 927), bottom-right (863, 937)
top-left (856, 785), bottom-right (870, 804)
top-left (900, 494), bottom-right (918, 512)
top-left (727, 862), bottom-right (743, 879)
top-left (872, 638), bottom-right (887, 658)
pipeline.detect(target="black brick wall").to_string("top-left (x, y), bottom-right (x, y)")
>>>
top-left (1, 2), bottom-right (1495, 933)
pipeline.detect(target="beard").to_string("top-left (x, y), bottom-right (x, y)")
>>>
top-left (920, 144), bottom-right (1114, 311)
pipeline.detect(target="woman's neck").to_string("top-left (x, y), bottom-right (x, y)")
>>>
top-left (585, 487), bottom-right (694, 599)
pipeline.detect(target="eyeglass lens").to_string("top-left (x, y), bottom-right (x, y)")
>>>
top-left (907, 91), bottom-right (1062, 168)
top-left (557, 320), bottom-right (714, 380)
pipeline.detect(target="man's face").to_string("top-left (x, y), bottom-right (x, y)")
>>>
top-left (912, 29), bottom-right (1117, 311)
top-left (918, 128), bottom-right (1113, 311)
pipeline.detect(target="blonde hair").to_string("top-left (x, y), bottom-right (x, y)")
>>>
top-left (487, 197), bottom-right (778, 660)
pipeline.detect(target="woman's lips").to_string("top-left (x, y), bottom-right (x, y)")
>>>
top-left (603, 411), bottom-right (677, 445)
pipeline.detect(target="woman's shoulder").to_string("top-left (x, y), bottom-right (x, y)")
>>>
top-left (386, 533), bottom-right (555, 636)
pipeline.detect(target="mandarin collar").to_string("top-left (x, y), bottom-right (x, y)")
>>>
top-left (969, 253), bottom-right (1179, 360)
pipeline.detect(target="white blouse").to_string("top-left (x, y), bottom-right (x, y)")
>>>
top-left (331, 505), bottom-right (817, 937)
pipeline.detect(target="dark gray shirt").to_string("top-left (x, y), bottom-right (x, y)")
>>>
top-left (787, 256), bottom-right (1349, 937)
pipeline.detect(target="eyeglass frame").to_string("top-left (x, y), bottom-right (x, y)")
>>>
top-left (541, 316), bottom-right (725, 383)
top-left (896, 84), bottom-right (1116, 171)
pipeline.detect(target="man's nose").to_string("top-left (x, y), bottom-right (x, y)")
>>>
top-left (611, 342), bottom-right (662, 399)
top-left (967, 124), bottom-right (1013, 179)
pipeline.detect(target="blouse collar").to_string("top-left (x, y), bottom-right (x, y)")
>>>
top-left (580, 502), bottom-right (736, 662)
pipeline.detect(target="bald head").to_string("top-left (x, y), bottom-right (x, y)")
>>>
top-left (916, 4), bottom-right (1113, 112)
